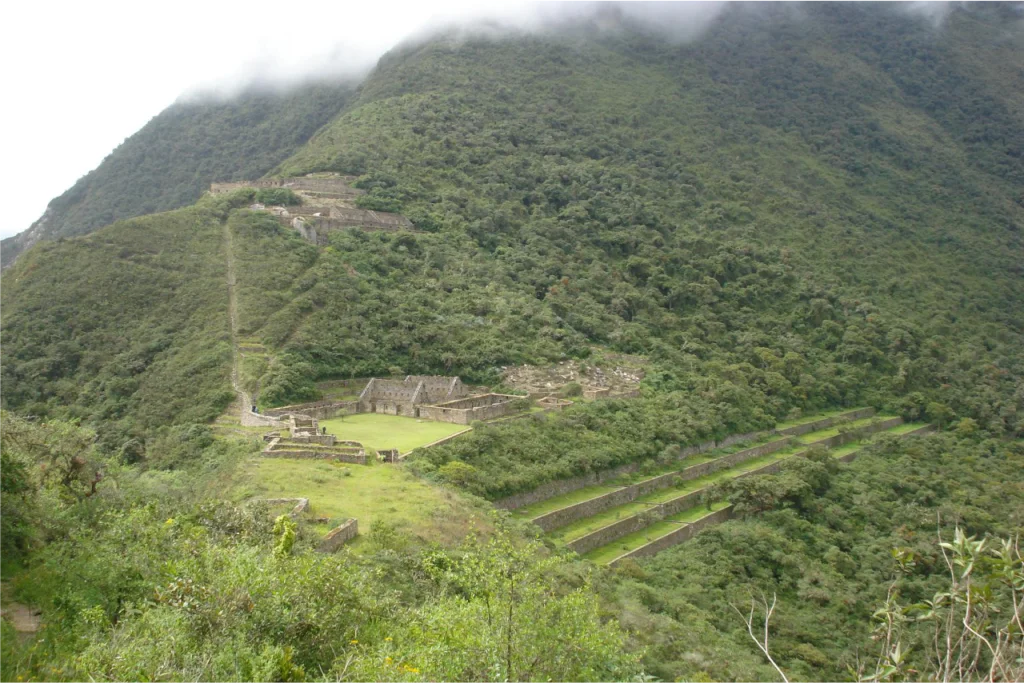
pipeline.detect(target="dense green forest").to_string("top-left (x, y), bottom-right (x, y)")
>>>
top-left (0, 194), bottom-right (244, 451)
top-left (0, 83), bottom-right (354, 268)
top-left (1, 3), bottom-right (1022, 681)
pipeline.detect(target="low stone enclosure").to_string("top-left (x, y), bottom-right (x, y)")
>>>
top-left (537, 396), bottom-right (574, 411)
top-left (318, 518), bottom-right (358, 553)
top-left (261, 414), bottom-right (368, 464)
top-left (254, 496), bottom-right (358, 552)
top-left (418, 393), bottom-right (524, 425)
top-left (261, 497), bottom-right (311, 518)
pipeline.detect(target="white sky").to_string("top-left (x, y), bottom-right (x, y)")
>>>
top-left (0, 1), bottom-right (953, 242)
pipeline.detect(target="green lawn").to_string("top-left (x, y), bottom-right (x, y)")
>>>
top-left (513, 484), bottom-right (624, 519)
top-left (232, 457), bottom-right (483, 549)
top-left (319, 413), bottom-right (469, 453)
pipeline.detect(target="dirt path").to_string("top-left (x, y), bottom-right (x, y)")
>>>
top-left (222, 222), bottom-right (282, 428)
top-left (0, 582), bottom-right (39, 635)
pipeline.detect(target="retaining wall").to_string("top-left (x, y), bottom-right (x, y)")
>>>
top-left (608, 506), bottom-right (735, 567)
top-left (531, 437), bottom-right (793, 532)
top-left (262, 497), bottom-right (311, 517)
top-left (261, 449), bottom-right (367, 465)
top-left (597, 420), bottom-right (926, 566)
top-left (317, 519), bottom-right (358, 552)
top-left (776, 408), bottom-right (875, 436)
top-left (567, 510), bottom-right (661, 555)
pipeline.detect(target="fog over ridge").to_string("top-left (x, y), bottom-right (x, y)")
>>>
top-left (181, 1), bottom-right (983, 101)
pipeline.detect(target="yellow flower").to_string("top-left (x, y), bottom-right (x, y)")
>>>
top-left (385, 637), bottom-right (392, 641)
top-left (350, 639), bottom-right (359, 644)
top-left (165, 518), bottom-right (175, 525)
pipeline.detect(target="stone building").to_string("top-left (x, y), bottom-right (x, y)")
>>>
top-left (357, 376), bottom-right (468, 417)
top-left (417, 393), bottom-right (522, 425)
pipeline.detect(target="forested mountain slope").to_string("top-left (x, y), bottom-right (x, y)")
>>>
top-left (0, 82), bottom-right (354, 268)
top-left (3, 3), bottom-right (1022, 455)
top-left (0, 195), bottom-right (243, 450)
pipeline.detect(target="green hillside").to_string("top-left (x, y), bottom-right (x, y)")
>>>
top-left (1, 4), bottom-right (1023, 682)
top-left (0, 195), bottom-right (244, 448)
top-left (0, 82), bottom-right (354, 268)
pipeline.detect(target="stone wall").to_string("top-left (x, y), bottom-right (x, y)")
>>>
top-left (418, 394), bottom-right (522, 425)
top-left (263, 399), bottom-right (357, 420)
top-left (293, 211), bottom-right (415, 244)
top-left (537, 397), bottom-right (573, 410)
top-left (378, 449), bottom-right (400, 463)
top-left (530, 436), bottom-right (794, 532)
top-left (210, 180), bottom-right (281, 194)
top-left (608, 506), bottom-right (734, 566)
top-left (583, 387), bottom-right (611, 400)
top-left (566, 509), bottom-right (662, 555)
top-left (262, 497), bottom-right (310, 517)
top-left (776, 408), bottom-right (875, 436)
top-left (284, 177), bottom-right (364, 197)
top-left (596, 420), bottom-right (921, 566)
top-left (317, 518), bottom-right (358, 552)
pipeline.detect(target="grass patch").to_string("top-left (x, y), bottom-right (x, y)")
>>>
top-left (513, 484), bottom-right (624, 519)
top-left (232, 457), bottom-right (484, 549)
top-left (319, 413), bottom-right (469, 452)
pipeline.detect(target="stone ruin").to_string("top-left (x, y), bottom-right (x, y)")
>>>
top-left (537, 396), bottom-right (574, 411)
top-left (210, 176), bottom-right (365, 199)
top-left (377, 448), bottom-right (401, 463)
top-left (210, 175), bottom-right (415, 244)
top-left (417, 393), bottom-right (523, 425)
top-left (261, 413), bottom-right (367, 464)
top-left (356, 375), bottom-right (528, 425)
top-left (318, 518), bottom-right (358, 552)
top-left (358, 375), bottom-right (467, 418)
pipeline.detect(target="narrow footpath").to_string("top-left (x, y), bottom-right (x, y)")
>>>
top-left (0, 582), bottom-right (40, 641)
top-left (222, 221), bottom-right (280, 428)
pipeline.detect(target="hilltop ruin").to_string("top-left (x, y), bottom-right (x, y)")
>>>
top-left (211, 175), bottom-right (415, 244)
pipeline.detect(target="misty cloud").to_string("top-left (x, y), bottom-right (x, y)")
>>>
top-left (184, 1), bottom-right (978, 102)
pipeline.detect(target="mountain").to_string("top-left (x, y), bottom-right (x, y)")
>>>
top-left (0, 82), bottom-right (355, 268)
top-left (2, 4), bottom-right (1023, 682)
top-left (3, 3), bottom-right (1022, 447)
